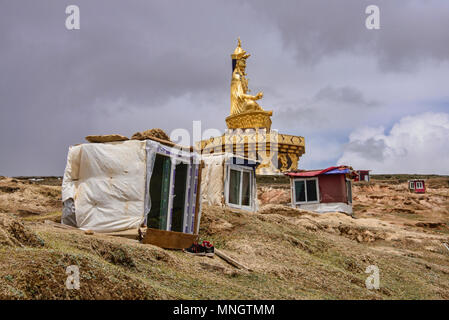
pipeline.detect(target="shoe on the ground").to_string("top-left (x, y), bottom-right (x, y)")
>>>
top-left (202, 240), bottom-right (215, 257)
top-left (183, 242), bottom-right (205, 256)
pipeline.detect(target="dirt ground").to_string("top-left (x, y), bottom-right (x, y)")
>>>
top-left (0, 175), bottom-right (448, 299)
top-left (0, 176), bottom-right (61, 221)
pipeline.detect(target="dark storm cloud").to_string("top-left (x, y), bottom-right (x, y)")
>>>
top-left (0, 1), bottom-right (233, 111)
top-left (314, 86), bottom-right (379, 108)
top-left (251, 0), bottom-right (449, 70)
top-left (0, 0), bottom-right (448, 175)
top-left (343, 138), bottom-right (387, 162)
top-left (273, 85), bottom-right (380, 135)
top-left (0, 0), bottom-right (248, 175)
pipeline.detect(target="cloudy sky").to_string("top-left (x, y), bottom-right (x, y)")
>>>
top-left (1, 0), bottom-right (448, 176)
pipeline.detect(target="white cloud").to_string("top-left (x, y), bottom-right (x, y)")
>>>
top-left (337, 112), bottom-right (449, 174)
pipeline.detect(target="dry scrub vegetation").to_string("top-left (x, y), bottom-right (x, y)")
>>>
top-left (0, 175), bottom-right (448, 299)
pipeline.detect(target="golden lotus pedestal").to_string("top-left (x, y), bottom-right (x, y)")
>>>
top-left (226, 110), bottom-right (273, 131)
top-left (197, 129), bottom-right (305, 175)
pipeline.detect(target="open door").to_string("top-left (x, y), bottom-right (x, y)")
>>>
top-left (147, 154), bottom-right (171, 230)
top-left (171, 162), bottom-right (188, 232)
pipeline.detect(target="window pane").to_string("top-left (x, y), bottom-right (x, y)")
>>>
top-left (295, 180), bottom-right (306, 202)
top-left (241, 171), bottom-right (251, 206)
top-left (229, 169), bottom-right (241, 205)
top-left (147, 154), bottom-right (171, 230)
top-left (306, 180), bottom-right (318, 202)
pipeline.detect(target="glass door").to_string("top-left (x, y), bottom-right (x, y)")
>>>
top-left (147, 154), bottom-right (171, 230)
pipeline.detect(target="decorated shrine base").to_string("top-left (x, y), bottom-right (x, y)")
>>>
top-left (197, 129), bottom-right (305, 175)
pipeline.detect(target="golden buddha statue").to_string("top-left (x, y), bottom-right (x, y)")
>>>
top-left (198, 38), bottom-right (306, 175)
top-left (226, 38), bottom-right (273, 130)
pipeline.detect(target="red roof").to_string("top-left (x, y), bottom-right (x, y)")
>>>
top-left (286, 169), bottom-right (324, 177)
top-left (285, 166), bottom-right (350, 177)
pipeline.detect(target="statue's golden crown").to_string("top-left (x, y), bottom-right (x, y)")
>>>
top-left (231, 38), bottom-right (250, 60)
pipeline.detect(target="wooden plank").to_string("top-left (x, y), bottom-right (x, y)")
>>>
top-left (215, 249), bottom-right (253, 272)
top-left (145, 136), bottom-right (194, 152)
top-left (142, 228), bottom-right (198, 249)
top-left (443, 242), bottom-right (449, 252)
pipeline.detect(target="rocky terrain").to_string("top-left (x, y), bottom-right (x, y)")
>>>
top-left (0, 175), bottom-right (448, 299)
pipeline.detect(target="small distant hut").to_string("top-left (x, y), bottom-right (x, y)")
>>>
top-left (354, 170), bottom-right (371, 182)
top-left (408, 179), bottom-right (426, 193)
top-left (285, 166), bottom-right (355, 215)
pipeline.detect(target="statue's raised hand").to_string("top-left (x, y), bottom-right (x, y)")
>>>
top-left (256, 92), bottom-right (263, 100)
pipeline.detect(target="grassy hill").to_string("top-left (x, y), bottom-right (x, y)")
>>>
top-left (0, 176), bottom-right (448, 299)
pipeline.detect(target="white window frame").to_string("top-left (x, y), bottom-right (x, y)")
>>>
top-left (415, 181), bottom-right (423, 189)
top-left (225, 164), bottom-right (253, 210)
top-left (293, 177), bottom-right (320, 204)
top-left (178, 160), bottom-right (192, 233)
top-left (409, 181), bottom-right (415, 190)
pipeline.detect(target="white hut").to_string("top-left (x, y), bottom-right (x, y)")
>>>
top-left (61, 137), bottom-right (202, 248)
top-left (200, 153), bottom-right (259, 212)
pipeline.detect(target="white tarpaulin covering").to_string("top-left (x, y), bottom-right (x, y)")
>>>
top-left (62, 140), bottom-right (147, 232)
top-left (295, 202), bottom-right (353, 215)
top-left (200, 154), bottom-right (225, 206)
